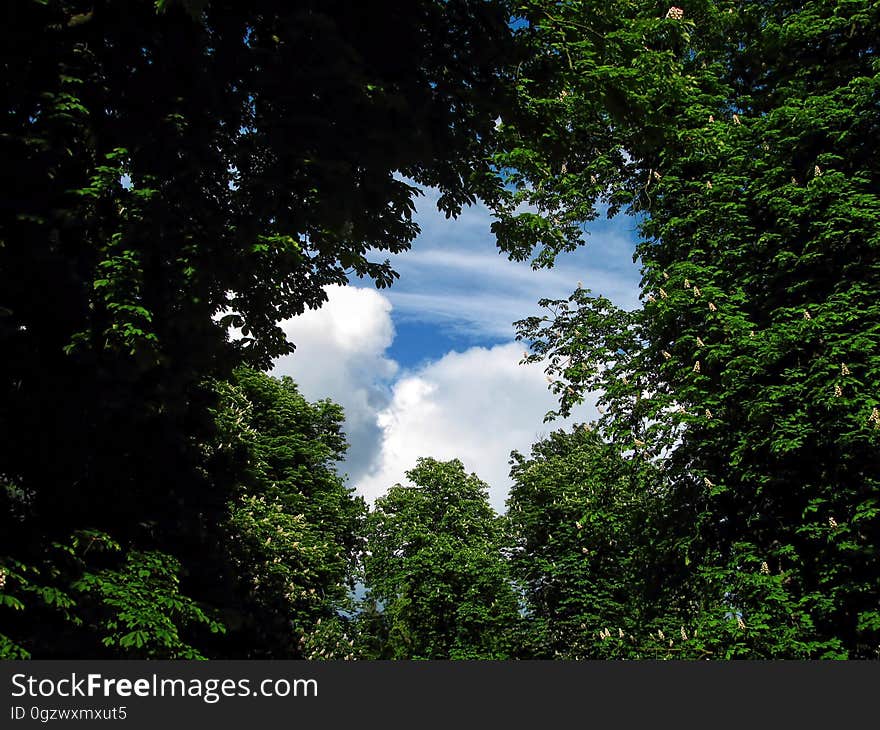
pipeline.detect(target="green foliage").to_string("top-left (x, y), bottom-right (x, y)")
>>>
top-left (0, 366), bottom-right (364, 659)
top-left (512, 0), bottom-right (880, 658)
top-left (198, 369), bottom-right (366, 658)
top-left (72, 549), bottom-right (225, 659)
top-left (0, 529), bottom-right (218, 659)
top-left (0, 0), bottom-right (518, 659)
top-left (364, 459), bottom-right (521, 659)
top-left (4, 0), bottom-right (879, 662)
top-left (508, 427), bottom-right (697, 658)
top-left (298, 614), bottom-right (364, 661)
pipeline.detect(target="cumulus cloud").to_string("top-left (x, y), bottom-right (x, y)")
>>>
top-left (270, 285), bottom-right (398, 482)
top-left (267, 286), bottom-right (597, 511)
top-left (354, 342), bottom-right (596, 511)
top-left (267, 185), bottom-right (637, 510)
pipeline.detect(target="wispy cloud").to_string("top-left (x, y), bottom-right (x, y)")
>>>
top-left (367, 188), bottom-right (642, 342)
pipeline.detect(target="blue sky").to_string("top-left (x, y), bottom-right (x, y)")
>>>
top-left (271, 189), bottom-right (643, 510)
top-left (382, 191), bottom-right (643, 367)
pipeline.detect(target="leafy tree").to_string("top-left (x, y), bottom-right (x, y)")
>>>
top-left (290, 596), bottom-right (395, 660)
top-left (0, 367), bottom-right (364, 659)
top-left (6, 0), bottom-right (877, 662)
top-left (0, 0), bottom-right (521, 657)
top-left (508, 427), bottom-right (692, 659)
top-left (364, 458), bottom-right (521, 659)
top-left (183, 368), bottom-right (366, 658)
top-left (511, 0), bottom-right (880, 657)
top-left (0, 528), bottom-right (222, 659)
top-left (349, 597), bottom-right (396, 660)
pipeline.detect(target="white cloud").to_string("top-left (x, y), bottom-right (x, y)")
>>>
top-left (268, 286), bottom-right (598, 511)
top-left (354, 342), bottom-right (596, 511)
top-left (270, 285), bottom-right (398, 481)
top-left (267, 185), bottom-right (638, 511)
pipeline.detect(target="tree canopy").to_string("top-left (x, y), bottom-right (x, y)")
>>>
top-left (512, 0), bottom-right (880, 658)
top-left (3, 0), bottom-right (879, 661)
top-left (364, 459), bottom-right (520, 659)
top-left (1, 0), bottom-right (521, 658)
top-left (507, 428), bottom-right (684, 658)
